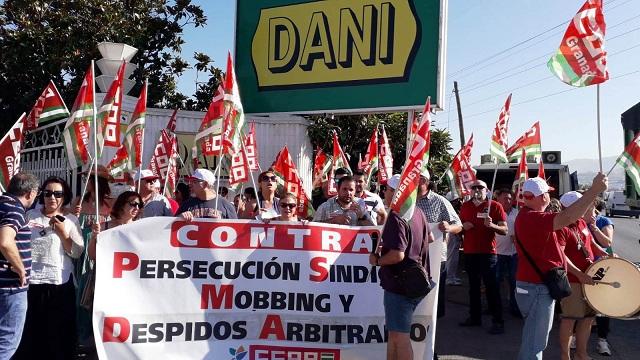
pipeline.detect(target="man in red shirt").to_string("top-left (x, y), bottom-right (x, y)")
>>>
top-left (514, 175), bottom-right (607, 360)
top-left (459, 180), bottom-right (508, 334)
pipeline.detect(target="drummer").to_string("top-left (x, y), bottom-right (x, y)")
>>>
top-left (557, 192), bottom-right (609, 360)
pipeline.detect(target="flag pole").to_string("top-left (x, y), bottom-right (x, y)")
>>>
top-left (488, 160), bottom-right (500, 213)
top-left (596, 84), bottom-right (603, 173)
top-left (91, 60), bottom-right (100, 222)
top-left (163, 154), bottom-right (172, 197)
top-left (606, 154), bottom-right (621, 176)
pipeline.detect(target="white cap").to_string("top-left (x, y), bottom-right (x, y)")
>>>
top-left (387, 174), bottom-right (402, 190)
top-left (134, 169), bottom-right (159, 181)
top-left (470, 179), bottom-right (488, 189)
top-left (560, 191), bottom-right (582, 208)
top-left (188, 168), bottom-right (216, 186)
top-left (522, 177), bottom-right (554, 197)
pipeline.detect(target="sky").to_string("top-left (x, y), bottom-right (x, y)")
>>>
top-left (176, 0), bottom-right (640, 164)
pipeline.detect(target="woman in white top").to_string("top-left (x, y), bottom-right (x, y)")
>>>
top-left (14, 176), bottom-right (83, 360)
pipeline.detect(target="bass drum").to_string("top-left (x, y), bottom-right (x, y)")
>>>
top-left (583, 258), bottom-right (640, 318)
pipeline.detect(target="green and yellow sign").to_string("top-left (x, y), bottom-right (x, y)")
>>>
top-left (235, 0), bottom-right (447, 114)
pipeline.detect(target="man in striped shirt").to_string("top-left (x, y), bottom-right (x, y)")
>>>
top-left (0, 173), bottom-right (40, 359)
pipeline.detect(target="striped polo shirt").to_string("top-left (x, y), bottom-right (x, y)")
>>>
top-left (0, 194), bottom-right (31, 292)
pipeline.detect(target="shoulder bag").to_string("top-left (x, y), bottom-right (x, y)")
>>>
top-left (391, 217), bottom-right (432, 299)
top-left (515, 234), bottom-right (571, 301)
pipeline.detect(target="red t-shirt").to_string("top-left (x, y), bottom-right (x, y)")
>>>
top-left (514, 207), bottom-right (566, 283)
top-left (459, 199), bottom-right (507, 254)
top-left (563, 219), bottom-right (595, 283)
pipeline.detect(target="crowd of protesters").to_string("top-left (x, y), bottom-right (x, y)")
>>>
top-left (0, 163), bottom-right (617, 359)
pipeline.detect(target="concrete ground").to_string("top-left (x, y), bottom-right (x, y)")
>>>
top-left (435, 274), bottom-right (640, 359)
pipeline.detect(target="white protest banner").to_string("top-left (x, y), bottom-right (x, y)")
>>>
top-left (93, 218), bottom-right (443, 359)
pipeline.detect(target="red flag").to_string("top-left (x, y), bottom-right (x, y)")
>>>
top-left (312, 148), bottom-right (329, 189)
top-left (125, 81), bottom-right (147, 168)
top-left (62, 64), bottom-right (94, 168)
top-left (166, 109), bottom-right (178, 132)
top-left (106, 145), bottom-right (129, 180)
top-left (362, 127), bottom-right (379, 184)
top-left (229, 148), bottom-right (250, 186)
top-left (548, 0), bottom-right (608, 87)
top-left (149, 129), bottom-right (178, 195)
top-left (513, 149), bottom-right (529, 207)
top-left (391, 97), bottom-right (431, 220)
top-left (195, 85), bottom-right (225, 156)
top-left (490, 94), bottom-right (512, 163)
top-left (378, 125), bottom-right (393, 185)
top-left (446, 134), bottom-right (476, 198)
top-left (97, 60), bottom-right (126, 154)
top-left (25, 81), bottom-right (69, 131)
top-left (244, 123), bottom-right (259, 171)
top-left (506, 122), bottom-right (542, 161)
top-left (272, 145), bottom-right (314, 218)
top-left (538, 157), bottom-right (546, 179)
top-left (327, 131), bottom-right (351, 196)
top-left (0, 114), bottom-right (25, 189)
top-left (221, 52), bottom-right (246, 153)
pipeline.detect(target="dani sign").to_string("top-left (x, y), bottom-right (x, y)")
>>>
top-left (235, 0), bottom-right (447, 114)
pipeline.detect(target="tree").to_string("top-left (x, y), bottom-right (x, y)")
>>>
top-left (307, 112), bottom-right (454, 193)
top-left (0, 0), bottom-right (222, 132)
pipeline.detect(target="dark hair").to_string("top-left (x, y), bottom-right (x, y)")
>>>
top-left (111, 191), bottom-right (143, 219)
top-left (244, 187), bottom-right (257, 200)
top-left (497, 188), bottom-right (513, 197)
top-left (335, 167), bottom-right (350, 177)
top-left (281, 192), bottom-right (298, 204)
top-left (594, 198), bottom-right (606, 212)
top-left (258, 170), bottom-right (276, 182)
top-left (176, 182), bottom-right (190, 200)
top-left (85, 175), bottom-right (111, 207)
top-left (337, 175), bottom-right (354, 189)
top-left (352, 169), bottom-right (366, 177)
top-left (218, 186), bottom-right (229, 197)
top-left (7, 172), bottom-right (39, 197)
top-left (39, 176), bottom-right (72, 206)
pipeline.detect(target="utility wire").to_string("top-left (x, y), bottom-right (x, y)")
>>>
top-left (463, 69), bottom-right (640, 120)
top-left (448, 0), bottom-right (630, 77)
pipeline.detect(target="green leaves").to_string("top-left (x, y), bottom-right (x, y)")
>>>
top-left (0, 0), bottom-right (222, 131)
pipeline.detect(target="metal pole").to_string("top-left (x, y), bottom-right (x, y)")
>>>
top-left (596, 84), bottom-right (603, 172)
top-left (91, 60), bottom-right (100, 222)
top-left (454, 81), bottom-right (466, 149)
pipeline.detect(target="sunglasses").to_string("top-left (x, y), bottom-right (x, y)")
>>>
top-left (43, 190), bottom-right (64, 198)
top-left (471, 186), bottom-right (485, 190)
top-left (280, 203), bottom-right (297, 209)
top-left (262, 176), bottom-right (277, 182)
top-left (128, 201), bottom-right (143, 209)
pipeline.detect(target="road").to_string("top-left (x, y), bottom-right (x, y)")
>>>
top-left (610, 216), bottom-right (640, 263)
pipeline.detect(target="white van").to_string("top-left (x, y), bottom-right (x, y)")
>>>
top-left (604, 191), bottom-right (640, 218)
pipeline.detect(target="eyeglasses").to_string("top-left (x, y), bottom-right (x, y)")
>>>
top-left (280, 203), bottom-right (297, 209)
top-left (128, 201), bottom-right (143, 209)
top-left (471, 186), bottom-right (485, 190)
top-left (144, 179), bottom-right (156, 184)
top-left (262, 176), bottom-right (277, 182)
top-left (43, 190), bottom-right (64, 198)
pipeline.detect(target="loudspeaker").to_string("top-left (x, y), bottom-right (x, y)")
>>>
top-left (542, 151), bottom-right (561, 164)
top-left (480, 154), bottom-right (494, 164)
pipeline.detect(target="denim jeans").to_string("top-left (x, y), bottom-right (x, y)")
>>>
top-left (497, 254), bottom-right (519, 313)
top-left (0, 289), bottom-right (28, 360)
top-left (515, 281), bottom-right (555, 360)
